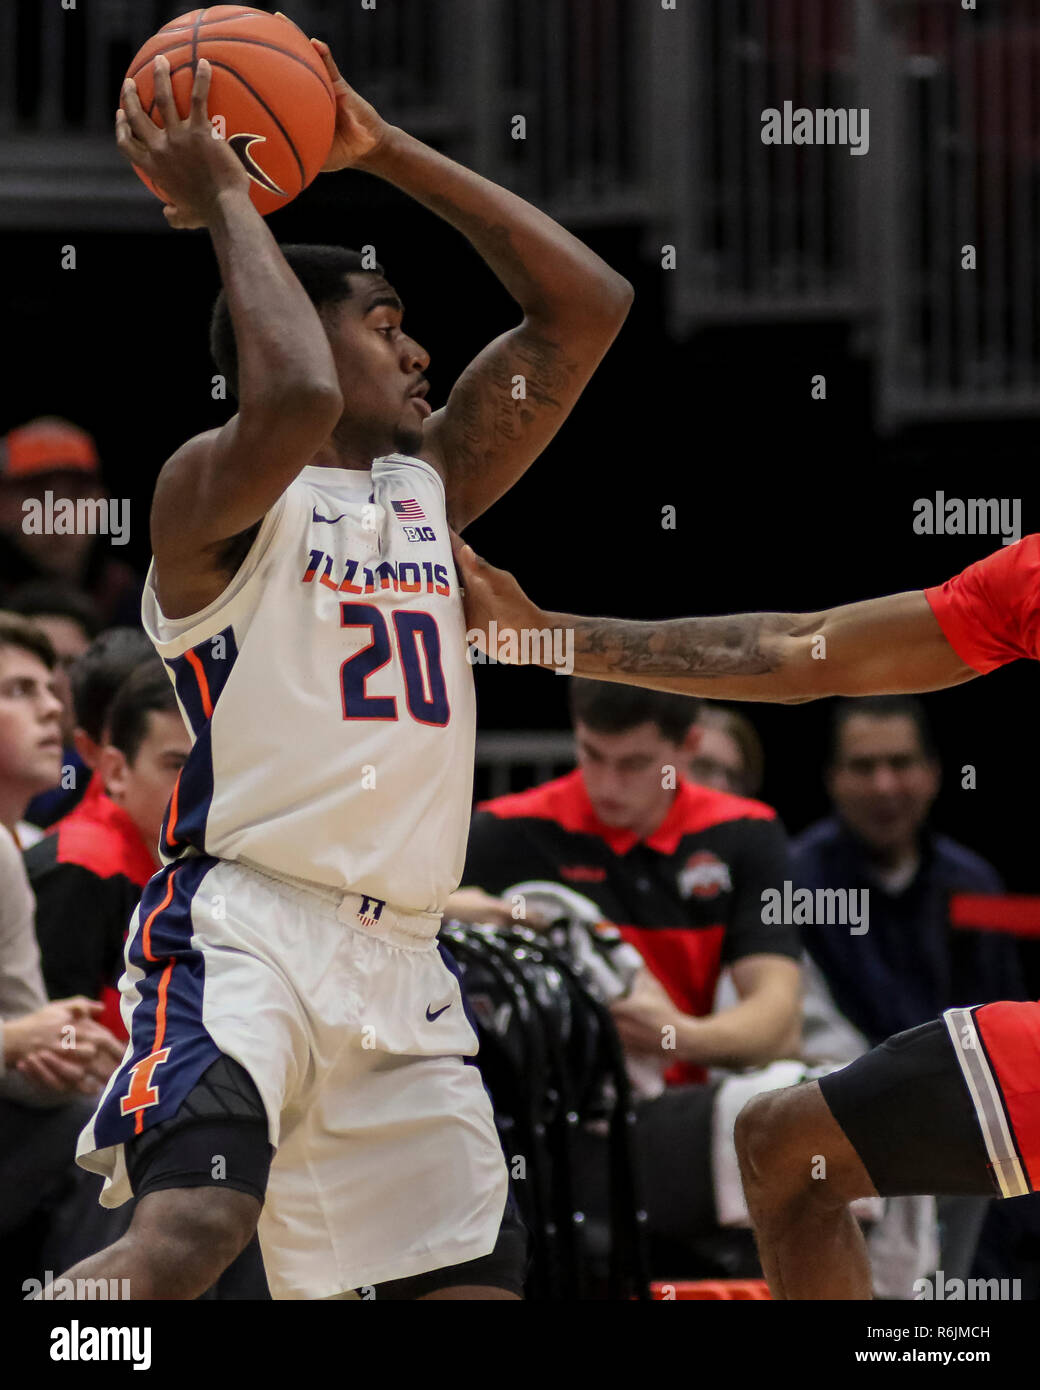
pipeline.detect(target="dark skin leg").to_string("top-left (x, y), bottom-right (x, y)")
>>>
top-left (419, 1285), bottom-right (521, 1300)
top-left (39, 1187), bottom-right (260, 1301)
top-left (735, 1081), bottom-right (879, 1300)
top-left (51, 1190), bottom-right (522, 1300)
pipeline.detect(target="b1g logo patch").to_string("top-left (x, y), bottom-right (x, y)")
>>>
top-left (678, 850), bottom-right (732, 900)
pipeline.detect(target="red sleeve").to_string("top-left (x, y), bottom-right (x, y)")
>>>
top-left (924, 535), bottom-right (1040, 674)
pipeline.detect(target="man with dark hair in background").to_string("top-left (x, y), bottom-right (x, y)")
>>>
top-left (461, 677), bottom-right (801, 1275)
top-left (23, 627), bottom-right (155, 832)
top-left (69, 628), bottom-right (154, 774)
top-left (794, 695), bottom-right (1025, 1048)
top-left (24, 660), bottom-right (190, 1045)
top-left (5, 582), bottom-right (103, 832)
top-left (685, 704), bottom-right (765, 799)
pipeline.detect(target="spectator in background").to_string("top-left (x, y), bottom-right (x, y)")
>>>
top-left (0, 417), bottom-right (141, 628)
top-left (25, 660), bottom-right (190, 1042)
top-left (0, 630), bottom-right (125, 1295)
top-left (684, 704), bottom-right (764, 799)
top-left (793, 695), bottom-right (1025, 1044)
top-left (27, 626), bottom-right (154, 831)
top-left (459, 679), bottom-right (801, 1276)
top-left (793, 695), bottom-right (1030, 1292)
top-left (5, 581), bottom-right (103, 830)
top-left (0, 611), bottom-right (66, 851)
top-left (69, 628), bottom-right (154, 774)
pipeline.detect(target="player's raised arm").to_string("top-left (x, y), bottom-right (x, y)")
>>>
top-left (117, 56), bottom-right (344, 617)
top-left (451, 536), bottom-right (981, 702)
top-left (311, 40), bottom-right (633, 531)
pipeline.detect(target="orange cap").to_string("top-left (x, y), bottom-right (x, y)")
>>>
top-left (1, 417), bottom-right (99, 480)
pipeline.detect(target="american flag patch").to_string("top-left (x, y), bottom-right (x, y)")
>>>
top-left (392, 498), bottom-right (426, 520)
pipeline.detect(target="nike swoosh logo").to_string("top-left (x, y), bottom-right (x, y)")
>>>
top-left (312, 507), bottom-right (348, 524)
top-left (228, 133), bottom-right (286, 196)
top-left (425, 1003), bottom-right (452, 1022)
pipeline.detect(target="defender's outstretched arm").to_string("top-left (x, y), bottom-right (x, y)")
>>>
top-left (451, 538), bottom-right (979, 702)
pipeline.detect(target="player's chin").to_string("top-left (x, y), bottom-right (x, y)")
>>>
top-left (394, 417), bottom-right (425, 456)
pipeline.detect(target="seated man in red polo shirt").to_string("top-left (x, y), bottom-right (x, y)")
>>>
top-left (23, 660), bottom-right (189, 1043)
top-left (458, 678), bottom-right (801, 1272)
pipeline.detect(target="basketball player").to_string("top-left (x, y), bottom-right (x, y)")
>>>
top-left (55, 50), bottom-right (631, 1303)
top-left (452, 529), bottom-right (1040, 1299)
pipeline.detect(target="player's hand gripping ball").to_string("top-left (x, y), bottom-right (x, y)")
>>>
top-left (119, 6), bottom-right (337, 218)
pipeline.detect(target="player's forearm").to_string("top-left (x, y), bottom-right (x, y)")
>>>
top-left (677, 991), bottom-right (801, 1069)
top-left (207, 187), bottom-right (342, 409)
top-left (358, 129), bottom-right (632, 319)
top-left (538, 593), bottom-right (969, 701)
top-left (546, 608), bottom-right (825, 703)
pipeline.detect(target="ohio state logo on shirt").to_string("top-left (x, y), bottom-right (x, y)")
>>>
top-left (678, 850), bottom-right (732, 900)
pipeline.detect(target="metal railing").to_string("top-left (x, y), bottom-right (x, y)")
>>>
top-left (5, 1), bottom-right (1040, 427)
top-left (865, 0), bottom-right (1040, 425)
top-left (667, 0), bottom-right (865, 332)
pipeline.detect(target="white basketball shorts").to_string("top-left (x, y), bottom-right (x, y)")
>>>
top-left (76, 852), bottom-right (509, 1299)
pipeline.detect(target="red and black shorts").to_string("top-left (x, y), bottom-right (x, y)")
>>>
top-left (817, 1002), bottom-right (1040, 1200)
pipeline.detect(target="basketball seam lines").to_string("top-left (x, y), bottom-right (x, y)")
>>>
top-left (158, 12), bottom-right (263, 35)
top-left (132, 12), bottom-right (258, 76)
top-left (211, 62), bottom-right (305, 191)
top-left (131, 31), bottom-right (333, 114)
top-left (134, 37), bottom-right (335, 111)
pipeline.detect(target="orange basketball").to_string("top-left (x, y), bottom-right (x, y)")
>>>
top-left (121, 6), bottom-right (337, 217)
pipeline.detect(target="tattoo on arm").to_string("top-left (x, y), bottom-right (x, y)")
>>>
top-left (442, 324), bottom-right (579, 492)
top-left (569, 613), bottom-right (793, 677)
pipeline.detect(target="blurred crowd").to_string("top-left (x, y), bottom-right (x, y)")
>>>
top-left (2, 416), bottom-right (1039, 1299)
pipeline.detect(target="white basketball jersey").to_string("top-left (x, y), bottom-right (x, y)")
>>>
top-left (141, 455), bottom-right (476, 914)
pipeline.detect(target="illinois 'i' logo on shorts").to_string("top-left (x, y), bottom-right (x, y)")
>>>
top-left (357, 896), bottom-right (386, 929)
top-left (119, 1047), bottom-right (172, 1118)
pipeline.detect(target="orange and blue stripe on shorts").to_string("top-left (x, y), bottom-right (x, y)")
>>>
top-left (158, 625), bottom-right (239, 860)
top-left (92, 854), bottom-right (224, 1148)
